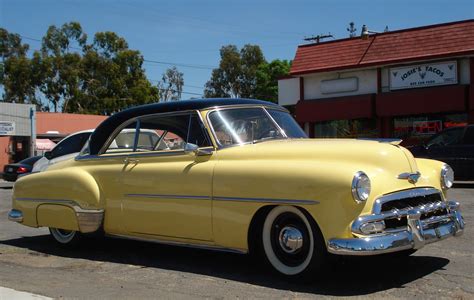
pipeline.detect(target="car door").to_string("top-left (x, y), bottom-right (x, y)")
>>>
top-left (119, 112), bottom-right (216, 241)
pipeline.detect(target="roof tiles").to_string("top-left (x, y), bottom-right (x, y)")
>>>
top-left (290, 20), bottom-right (474, 75)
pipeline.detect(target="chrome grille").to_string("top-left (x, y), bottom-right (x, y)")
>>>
top-left (376, 189), bottom-right (448, 230)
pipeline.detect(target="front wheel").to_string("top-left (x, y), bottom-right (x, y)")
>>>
top-left (49, 228), bottom-right (81, 245)
top-left (261, 206), bottom-right (327, 278)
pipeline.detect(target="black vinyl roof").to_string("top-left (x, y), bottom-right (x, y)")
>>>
top-left (88, 98), bottom-right (278, 155)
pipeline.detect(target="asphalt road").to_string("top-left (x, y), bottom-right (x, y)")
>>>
top-left (0, 182), bottom-right (472, 299)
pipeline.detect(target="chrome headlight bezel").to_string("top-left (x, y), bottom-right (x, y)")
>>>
top-left (441, 164), bottom-right (454, 189)
top-left (352, 171), bottom-right (371, 203)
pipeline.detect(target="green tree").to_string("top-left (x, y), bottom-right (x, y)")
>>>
top-left (157, 66), bottom-right (184, 102)
top-left (39, 22), bottom-right (87, 112)
top-left (0, 28), bottom-right (40, 104)
top-left (255, 59), bottom-right (291, 103)
top-left (204, 44), bottom-right (265, 98)
top-left (78, 31), bottom-right (159, 114)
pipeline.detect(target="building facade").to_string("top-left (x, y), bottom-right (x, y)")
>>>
top-left (0, 102), bottom-right (106, 170)
top-left (278, 20), bottom-right (474, 145)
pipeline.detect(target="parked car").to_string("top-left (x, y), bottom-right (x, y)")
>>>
top-left (2, 156), bottom-right (42, 182)
top-left (33, 129), bottom-right (162, 173)
top-left (8, 99), bottom-right (464, 278)
top-left (32, 130), bottom-right (93, 173)
top-left (407, 125), bottom-right (474, 180)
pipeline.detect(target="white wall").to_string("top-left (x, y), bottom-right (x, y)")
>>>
top-left (278, 78), bottom-right (300, 106)
top-left (303, 69), bottom-right (377, 100)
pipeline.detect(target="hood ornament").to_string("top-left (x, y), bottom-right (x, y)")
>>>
top-left (398, 172), bottom-right (421, 184)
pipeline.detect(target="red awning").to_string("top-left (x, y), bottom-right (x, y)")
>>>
top-left (36, 139), bottom-right (56, 151)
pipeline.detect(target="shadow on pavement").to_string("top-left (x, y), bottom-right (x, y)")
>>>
top-left (0, 235), bottom-right (449, 296)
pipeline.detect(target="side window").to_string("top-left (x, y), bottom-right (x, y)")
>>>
top-left (103, 112), bottom-right (211, 154)
top-left (463, 127), bottom-right (474, 145)
top-left (105, 121), bottom-right (141, 154)
top-left (51, 132), bottom-right (91, 158)
top-left (427, 127), bottom-right (464, 147)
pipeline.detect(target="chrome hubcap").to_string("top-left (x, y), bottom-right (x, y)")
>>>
top-left (278, 226), bottom-right (303, 254)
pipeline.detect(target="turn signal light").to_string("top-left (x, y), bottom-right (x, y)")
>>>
top-left (360, 221), bottom-right (385, 234)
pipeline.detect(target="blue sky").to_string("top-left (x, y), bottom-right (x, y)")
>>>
top-left (1, 0), bottom-right (473, 98)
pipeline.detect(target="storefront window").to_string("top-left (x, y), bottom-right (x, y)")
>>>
top-left (394, 114), bottom-right (467, 146)
top-left (314, 119), bottom-right (377, 138)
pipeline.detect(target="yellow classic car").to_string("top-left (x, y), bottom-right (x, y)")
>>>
top-left (9, 99), bottom-right (465, 278)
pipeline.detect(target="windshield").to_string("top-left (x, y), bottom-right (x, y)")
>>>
top-left (208, 107), bottom-right (306, 147)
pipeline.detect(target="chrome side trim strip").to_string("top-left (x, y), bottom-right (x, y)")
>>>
top-left (125, 194), bottom-right (211, 200)
top-left (106, 233), bottom-right (247, 254)
top-left (213, 196), bottom-right (319, 205)
top-left (124, 194), bottom-right (318, 205)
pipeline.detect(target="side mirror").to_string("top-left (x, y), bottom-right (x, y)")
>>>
top-left (44, 151), bottom-right (53, 160)
top-left (184, 143), bottom-right (213, 156)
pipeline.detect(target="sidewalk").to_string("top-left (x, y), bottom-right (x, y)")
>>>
top-left (0, 287), bottom-right (51, 300)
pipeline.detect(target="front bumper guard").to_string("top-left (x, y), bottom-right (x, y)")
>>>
top-left (328, 200), bottom-right (464, 255)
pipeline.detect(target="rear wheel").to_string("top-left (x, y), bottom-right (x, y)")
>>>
top-left (49, 228), bottom-right (81, 245)
top-left (261, 206), bottom-right (327, 278)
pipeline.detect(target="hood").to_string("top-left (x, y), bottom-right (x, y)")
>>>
top-left (249, 138), bottom-right (419, 173)
top-left (219, 139), bottom-right (424, 205)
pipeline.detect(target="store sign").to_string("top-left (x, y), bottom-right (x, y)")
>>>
top-left (321, 77), bottom-right (358, 94)
top-left (390, 61), bottom-right (457, 90)
top-left (413, 120), bottom-right (442, 135)
top-left (0, 121), bottom-right (15, 135)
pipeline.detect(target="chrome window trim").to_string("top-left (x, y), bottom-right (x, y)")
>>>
top-left (372, 187), bottom-right (442, 214)
top-left (205, 105), bottom-right (292, 149)
top-left (85, 110), bottom-right (214, 159)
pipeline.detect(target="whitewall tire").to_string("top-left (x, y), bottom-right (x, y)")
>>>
top-left (49, 228), bottom-right (80, 245)
top-left (262, 206), bottom-right (324, 277)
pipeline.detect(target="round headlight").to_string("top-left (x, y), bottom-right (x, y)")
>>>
top-left (352, 171), bottom-right (371, 203)
top-left (441, 164), bottom-right (454, 189)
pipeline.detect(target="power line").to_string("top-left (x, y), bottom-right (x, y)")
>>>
top-left (19, 34), bottom-right (217, 70)
top-left (143, 59), bottom-right (215, 70)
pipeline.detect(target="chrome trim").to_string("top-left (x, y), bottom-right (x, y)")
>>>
top-left (14, 197), bottom-right (104, 233)
top-left (279, 226), bottom-right (304, 253)
top-left (125, 194), bottom-right (211, 200)
top-left (372, 187), bottom-right (441, 214)
top-left (124, 194), bottom-right (318, 205)
top-left (328, 200), bottom-right (464, 255)
top-left (397, 171), bottom-right (421, 184)
top-left (441, 164), bottom-right (454, 189)
top-left (213, 196), bottom-right (319, 205)
top-left (98, 110), bottom-right (196, 155)
top-left (107, 233), bottom-right (247, 254)
top-left (351, 171), bottom-right (370, 203)
top-left (8, 209), bottom-right (23, 222)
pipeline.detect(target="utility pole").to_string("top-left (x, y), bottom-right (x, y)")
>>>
top-left (303, 33), bottom-right (333, 44)
top-left (347, 22), bottom-right (357, 38)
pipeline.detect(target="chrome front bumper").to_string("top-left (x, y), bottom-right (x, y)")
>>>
top-left (328, 200), bottom-right (464, 255)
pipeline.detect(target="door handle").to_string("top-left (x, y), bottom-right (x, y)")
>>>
top-left (123, 157), bottom-right (139, 165)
